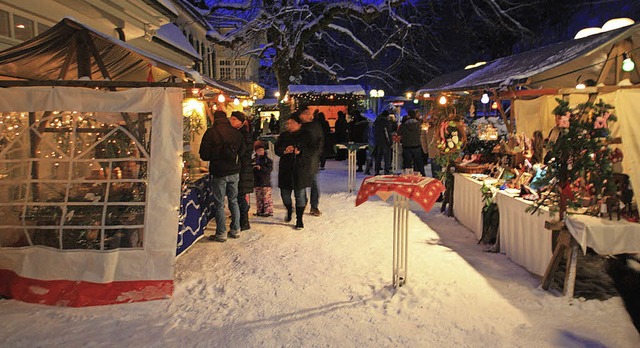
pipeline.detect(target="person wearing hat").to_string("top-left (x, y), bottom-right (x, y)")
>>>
top-left (199, 110), bottom-right (244, 242)
top-left (230, 111), bottom-right (254, 231)
top-left (252, 140), bottom-right (274, 217)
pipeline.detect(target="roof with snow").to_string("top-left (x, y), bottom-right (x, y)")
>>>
top-left (0, 17), bottom-right (197, 83)
top-left (155, 23), bottom-right (201, 60)
top-left (200, 75), bottom-right (249, 96)
top-left (418, 23), bottom-right (640, 94)
top-left (287, 84), bottom-right (366, 96)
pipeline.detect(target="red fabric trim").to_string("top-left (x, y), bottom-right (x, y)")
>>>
top-left (0, 269), bottom-right (173, 307)
top-left (356, 175), bottom-right (445, 212)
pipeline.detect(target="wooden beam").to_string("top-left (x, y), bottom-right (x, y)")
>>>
top-left (76, 31), bottom-right (92, 79)
top-left (83, 31), bottom-right (112, 81)
top-left (58, 32), bottom-right (78, 80)
top-left (498, 88), bottom-right (559, 99)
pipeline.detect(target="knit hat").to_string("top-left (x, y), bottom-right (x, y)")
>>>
top-left (213, 110), bottom-right (227, 119)
top-left (230, 111), bottom-right (246, 122)
top-left (254, 140), bottom-right (265, 151)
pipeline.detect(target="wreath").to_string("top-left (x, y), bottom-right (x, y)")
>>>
top-left (437, 120), bottom-right (467, 154)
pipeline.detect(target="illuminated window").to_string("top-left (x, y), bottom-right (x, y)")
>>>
top-left (219, 60), bottom-right (232, 79)
top-left (13, 15), bottom-right (34, 41)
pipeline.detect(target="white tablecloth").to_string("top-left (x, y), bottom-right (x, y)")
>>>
top-left (495, 192), bottom-right (553, 276)
top-left (453, 173), bottom-right (485, 239)
top-left (565, 214), bottom-right (640, 255)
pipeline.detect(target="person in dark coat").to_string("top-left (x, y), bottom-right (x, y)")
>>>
top-left (230, 111), bottom-right (254, 231)
top-left (315, 112), bottom-right (331, 170)
top-left (299, 106), bottom-right (323, 217)
top-left (349, 110), bottom-right (369, 172)
top-left (334, 110), bottom-right (349, 161)
top-left (252, 141), bottom-right (273, 216)
top-left (275, 112), bottom-right (312, 229)
top-left (373, 110), bottom-right (393, 175)
top-left (396, 110), bottom-right (425, 176)
top-left (199, 110), bottom-right (245, 242)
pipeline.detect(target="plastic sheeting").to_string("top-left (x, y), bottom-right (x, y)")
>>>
top-left (0, 87), bottom-right (182, 306)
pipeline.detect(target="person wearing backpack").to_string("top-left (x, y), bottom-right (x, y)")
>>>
top-left (199, 110), bottom-right (245, 242)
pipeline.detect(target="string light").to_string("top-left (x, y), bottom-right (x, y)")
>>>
top-left (622, 52), bottom-right (635, 72)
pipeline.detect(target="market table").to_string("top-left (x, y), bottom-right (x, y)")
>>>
top-left (356, 175), bottom-right (445, 287)
top-left (335, 142), bottom-right (368, 193)
top-left (565, 214), bottom-right (640, 255)
top-left (495, 191), bottom-right (554, 276)
top-left (452, 173), bottom-right (485, 239)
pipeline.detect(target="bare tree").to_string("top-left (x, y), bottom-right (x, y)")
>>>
top-left (202, 0), bottom-right (415, 97)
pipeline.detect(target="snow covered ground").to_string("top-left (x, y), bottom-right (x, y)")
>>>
top-left (1, 159), bottom-right (639, 347)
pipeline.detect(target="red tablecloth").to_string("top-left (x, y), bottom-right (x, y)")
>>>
top-left (356, 175), bottom-right (445, 212)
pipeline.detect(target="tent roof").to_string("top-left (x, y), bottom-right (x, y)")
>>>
top-left (287, 84), bottom-right (366, 96)
top-left (418, 23), bottom-right (640, 94)
top-left (0, 17), bottom-right (197, 83)
top-left (200, 75), bottom-right (249, 96)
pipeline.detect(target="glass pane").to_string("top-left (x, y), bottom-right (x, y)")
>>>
top-left (35, 182), bottom-right (67, 202)
top-left (0, 10), bottom-right (8, 37)
top-left (0, 205), bottom-right (22, 226)
top-left (104, 228), bottom-right (142, 249)
top-left (13, 15), bottom-right (34, 41)
top-left (68, 183), bottom-right (106, 202)
top-left (106, 205), bottom-right (145, 225)
top-left (0, 228), bottom-right (29, 247)
top-left (37, 22), bottom-right (49, 35)
top-left (64, 205), bottom-right (103, 226)
top-left (0, 183), bottom-right (26, 203)
top-left (28, 228), bottom-right (59, 248)
top-left (62, 228), bottom-right (101, 250)
top-left (24, 205), bottom-right (61, 226)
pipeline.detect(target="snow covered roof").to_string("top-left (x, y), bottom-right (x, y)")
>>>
top-left (201, 74), bottom-right (249, 96)
top-left (287, 84), bottom-right (366, 95)
top-left (418, 23), bottom-right (640, 93)
top-left (155, 23), bottom-right (201, 60)
top-left (154, 0), bottom-right (180, 17)
top-left (0, 17), bottom-right (196, 83)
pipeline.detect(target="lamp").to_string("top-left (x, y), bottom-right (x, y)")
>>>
top-left (217, 94), bottom-right (225, 103)
top-left (233, 98), bottom-right (240, 106)
top-left (370, 89), bottom-right (378, 98)
top-left (423, 93), bottom-right (430, 98)
top-left (241, 100), bottom-right (248, 107)
top-left (406, 92), bottom-right (412, 99)
top-left (275, 91), bottom-right (281, 98)
top-left (438, 95), bottom-right (447, 105)
top-left (480, 93), bottom-right (489, 104)
top-left (622, 52), bottom-right (635, 72)
top-left (491, 101), bottom-right (498, 110)
top-left (378, 89), bottom-right (385, 98)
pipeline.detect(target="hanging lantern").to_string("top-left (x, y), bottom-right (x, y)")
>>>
top-left (438, 95), bottom-right (447, 105)
top-left (217, 94), bottom-right (226, 103)
top-left (491, 101), bottom-right (499, 110)
top-left (480, 93), bottom-right (489, 104)
top-left (241, 100), bottom-right (248, 107)
top-left (233, 98), bottom-right (240, 105)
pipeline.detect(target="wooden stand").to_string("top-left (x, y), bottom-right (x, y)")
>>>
top-left (541, 220), bottom-right (579, 297)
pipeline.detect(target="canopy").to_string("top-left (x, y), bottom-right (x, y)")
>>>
top-left (418, 23), bottom-right (640, 94)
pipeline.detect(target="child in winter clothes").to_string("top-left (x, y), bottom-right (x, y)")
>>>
top-left (252, 141), bottom-right (274, 216)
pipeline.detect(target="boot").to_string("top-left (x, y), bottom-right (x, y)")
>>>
top-left (284, 204), bottom-right (293, 222)
top-left (295, 206), bottom-right (305, 229)
top-left (240, 212), bottom-right (250, 231)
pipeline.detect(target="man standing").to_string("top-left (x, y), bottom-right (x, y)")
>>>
top-left (397, 110), bottom-right (425, 176)
top-left (199, 110), bottom-right (245, 242)
top-left (299, 106), bottom-right (323, 216)
top-left (374, 110), bottom-right (393, 175)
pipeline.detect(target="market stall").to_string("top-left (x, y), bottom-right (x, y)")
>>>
top-left (0, 18), bottom-right (238, 305)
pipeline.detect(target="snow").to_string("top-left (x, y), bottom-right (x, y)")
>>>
top-left (155, 23), bottom-right (201, 60)
top-left (1, 160), bottom-right (639, 347)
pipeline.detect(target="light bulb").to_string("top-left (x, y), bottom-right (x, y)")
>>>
top-left (217, 94), bottom-right (225, 103)
top-left (576, 83), bottom-right (586, 89)
top-left (438, 96), bottom-right (447, 105)
top-left (233, 98), bottom-right (240, 105)
top-left (622, 54), bottom-right (635, 72)
top-left (480, 93), bottom-right (489, 104)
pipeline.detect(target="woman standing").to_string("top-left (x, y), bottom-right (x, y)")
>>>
top-left (275, 112), bottom-right (311, 229)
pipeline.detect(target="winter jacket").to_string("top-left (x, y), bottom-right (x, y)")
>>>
top-left (300, 120), bottom-right (323, 175)
top-left (374, 115), bottom-right (393, 147)
top-left (237, 126), bottom-right (255, 195)
top-left (349, 116), bottom-right (369, 143)
top-left (252, 153), bottom-right (273, 188)
top-left (275, 130), bottom-right (314, 190)
top-left (397, 118), bottom-right (422, 148)
top-left (199, 118), bottom-right (244, 178)
top-left (334, 116), bottom-right (349, 143)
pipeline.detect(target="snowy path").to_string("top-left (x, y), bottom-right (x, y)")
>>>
top-left (0, 160), bottom-right (638, 347)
